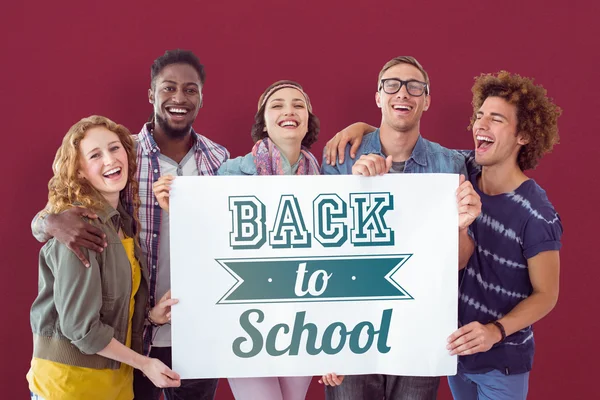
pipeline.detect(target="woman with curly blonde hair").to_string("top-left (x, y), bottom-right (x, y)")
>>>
top-left (27, 116), bottom-right (181, 400)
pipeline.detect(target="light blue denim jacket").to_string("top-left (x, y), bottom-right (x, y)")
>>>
top-left (321, 129), bottom-right (467, 176)
top-left (218, 152), bottom-right (305, 176)
top-left (218, 153), bottom-right (258, 176)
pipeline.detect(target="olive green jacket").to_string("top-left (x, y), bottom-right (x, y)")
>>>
top-left (30, 202), bottom-right (149, 369)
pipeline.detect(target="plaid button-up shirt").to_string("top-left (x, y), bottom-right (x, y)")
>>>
top-left (124, 123), bottom-right (229, 353)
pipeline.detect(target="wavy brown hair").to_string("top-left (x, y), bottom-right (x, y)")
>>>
top-left (47, 115), bottom-right (141, 237)
top-left (251, 80), bottom-right (320, 149)
top-left (469, 71), bottom-right (562, 170)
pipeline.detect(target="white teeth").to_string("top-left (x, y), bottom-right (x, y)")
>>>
top-left (168, 108), bottom-right (188, 114)
top-left (280, 121), bottom-right (298, 127)
top-left (476, 135), bottom-right (494, 143)
top-left (103, 167), bottom-right (121, 176)
top-left (393, 105), bottom-right (411, 111)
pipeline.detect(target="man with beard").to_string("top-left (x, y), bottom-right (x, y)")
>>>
top-left (31, 49), bottom-right (228, 400)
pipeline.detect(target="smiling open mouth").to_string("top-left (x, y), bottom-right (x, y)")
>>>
top-left (392, 105), bottom-right (412, 111)
top-left (279, 120), bottom-right (298, 127)
top-left (476, 135), bottom-right (495, 149)
top-left (103, 167), bottom-right (122, 179)
top-left (166, 107), bottom-right (189, 116)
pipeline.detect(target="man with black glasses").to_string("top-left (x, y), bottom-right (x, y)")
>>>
top-left (321, 56), bottom-right (481, 400)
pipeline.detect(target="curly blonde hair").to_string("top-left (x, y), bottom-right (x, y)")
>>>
top-left (47, 115), bottom-right (141, 236)
top-left (469, 71), bottom-right (562, 170)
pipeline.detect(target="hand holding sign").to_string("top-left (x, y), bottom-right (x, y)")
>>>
top-left (351, 154), bottom-right (393, 176)
top-left (319, 373), bottom-right (345, 386)
top-left (153, 175), bottom-right (175, 212)
top-left (456, 175), bottom-right (481, 230)
top-left (148, 289), bottom-right (179, 325)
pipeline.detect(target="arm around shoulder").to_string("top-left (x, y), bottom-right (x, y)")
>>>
top-left (31, 207), bottom-right (52, 243)
top-left (321, 144), bottom-right (358, 175)
top-left (32, 206), bottom-right (106, 266)
top-left (323, 122), bottom-right (375, 166)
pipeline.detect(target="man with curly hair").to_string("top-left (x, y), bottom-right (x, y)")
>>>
top-left (324, 70), bottom-right (563, 399)
top-left (445, 71), bottom-right (563, 399)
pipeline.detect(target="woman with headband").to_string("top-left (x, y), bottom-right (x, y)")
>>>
top-left (153, 80), bottom-right (344, 399)
top-left (218, 79), bottom-right (321, 177)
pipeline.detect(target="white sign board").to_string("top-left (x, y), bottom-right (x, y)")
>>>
top-left (170, 174), bottom-right (458, 379)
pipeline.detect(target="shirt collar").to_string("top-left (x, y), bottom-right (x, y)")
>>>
top-left (138, 122), bottom-right (199, 155)
top-left (94, 201), bottom-right (135, 237)
top-left (366, 129), bottom-right (428, 167)
top-left (138, 123), bottom-right (157, 154)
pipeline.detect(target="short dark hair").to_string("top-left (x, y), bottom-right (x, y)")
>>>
top-left (250, 80), bottom-right (320, 149)
top-left (150, 49), bottom-right (205, 89)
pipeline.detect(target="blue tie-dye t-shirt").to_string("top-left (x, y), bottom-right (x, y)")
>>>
top-left (458, 166), bottom-right (563, 375)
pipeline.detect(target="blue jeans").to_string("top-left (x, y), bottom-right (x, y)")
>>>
top-left (448, 369), bottom-right (529, 400)
top-left (325, 374), bottom-right (440, 400)
top-left (30, 393), bottom-right (43, 400)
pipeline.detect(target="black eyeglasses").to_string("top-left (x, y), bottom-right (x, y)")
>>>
top-left (379, 78), bottom-right (429, 96)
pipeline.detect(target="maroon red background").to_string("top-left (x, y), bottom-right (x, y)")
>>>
top-left (3, 1), bottom-right (597, 398)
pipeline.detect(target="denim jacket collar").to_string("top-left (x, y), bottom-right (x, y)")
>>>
top-left (364, 129), bottom-right (428, 167)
